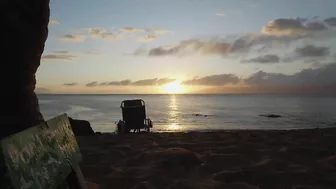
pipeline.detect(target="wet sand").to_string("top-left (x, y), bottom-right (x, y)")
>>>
top-left (78, 128), bottom-right (336, 189)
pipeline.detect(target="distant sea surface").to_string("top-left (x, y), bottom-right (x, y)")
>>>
top-left (37, 94), bottom-right (336, 132)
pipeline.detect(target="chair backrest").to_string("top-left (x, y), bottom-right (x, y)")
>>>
top-left (0, 114), bottom-right (86, 189)
top-left (121, 99), bottom-right (146, 129)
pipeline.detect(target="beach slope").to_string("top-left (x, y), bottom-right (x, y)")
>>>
top-left (78, 128), bottom-right (336, 189)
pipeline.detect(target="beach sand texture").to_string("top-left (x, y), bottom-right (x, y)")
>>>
top-left (78, 128), bottom-right (336, 189)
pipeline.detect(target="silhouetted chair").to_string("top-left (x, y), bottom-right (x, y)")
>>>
top-left (117, 99), bottom-right (153, 133)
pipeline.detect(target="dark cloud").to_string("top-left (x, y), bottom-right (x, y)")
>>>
top-left (86, 78), bottom-right (175, 87)
top-left (244, 63), bottom-right (336, 87)
top-left (295, 45), bottom-right (330, 57)
top-left (41, 54), bottom-right (77, 61)
top-left (305, 22), bottom-right (328, 31)
top-left (148, 39), bottom-right (232, 56)
top-left (53, 50), bottom-right (70, 54)
top-left (282, 45), bottom-right (331, 63)
top-left (144, 33), bottom-right (314, 57)
top-left (324, 17), bottom-right (336, 27)
top-left (101, 80), bottom-right (132, 86)
top-left (121, 27), bottom-right (144, 33)
top-left (182, 74), bottom-right (239, 86)
top-left (84, 63), bottom-right (336, 93)
top-left (88, 28), bottom-right (118, 40)
top-left (119, 80), bottom-right (132, 85)
top-left (141, 17), bottom-right (336, 58)
top-left (132, 78), bottom-right (175, 86)
top-left (86, 82), bottom-right (99, 87)
top-left (157, 78), bottom-right (176, 85)
top-left (63, 82), bottom-right (78, 86)
top-left (242, 54), bottom-right (280, 64)
top-left (132, 78), bottom-right (159, 86)
top-left (60, 34), bottom-right (86, 42)
top-left (195, 63), bottom-right (336, 93)
top-left (262, 18), bottom-right (328, 35)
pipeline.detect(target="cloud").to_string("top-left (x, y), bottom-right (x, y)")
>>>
top-left (81, 63), bottom-right (336, 93)
top-left (132, 78), bottom-right (160, 86)
top-left (151, 29), bottom-right (170, 34)
top-left (244, 63), bottom-right (336, 89)
top-left (52, 50), bottom-right (70, 54)
top-left (63, 82), bottom-right (78, 86)
top-left (87, 28), bottom-right (118, 40)
top-left (86, 78), bottom-right (175, 87)
top-left (141, 17), bottom-right (336, 60)
top-left (137, 35), bottom-right (157, 42)
top-left (156, 78), bottom-right (176, 85)
top-left (60, 34), bottom-right (86, 42)
top-left (242, 54), bottom-right (280, 64)
top-left (148, 39), bottom-right (233, 56)
top-left (41, 54), bottom-right (77, 61)
top-left (295, 45), bottom-right (330, 57)
top-left (41, 50), bottom-right (101, 61)
top-left (324, 17), bottom-right (336, 27)
top-left (183, 62), bottom-right (336, 88)
top-left (49, 19), bottom-right (60, 24)
top-left (182, 74), bottom-right (240, 86)
top-left (144, 33), bottom-right (313, 57)
top-left (193, 63), bottom-right (336, 93)
top-left (86, 82), bottom-right (99, 87)
top-left (132, 78), bottom-right (175, 86)
top-left (121, 27), bottom-right (144, 33)
top-left (100, 80), bottom-right (132, 86)
top-left (261, 18), bottom-right (328, 36)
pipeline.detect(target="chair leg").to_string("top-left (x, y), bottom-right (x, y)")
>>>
top-left (66, 165), bottom-right (87, 189)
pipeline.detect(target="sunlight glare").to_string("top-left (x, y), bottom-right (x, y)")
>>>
top-left (161, 81), bottom-right (184, 94)
top-left (168, 123), bottom-right (180, 131)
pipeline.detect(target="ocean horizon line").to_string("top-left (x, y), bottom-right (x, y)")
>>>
top-left (36, 93), bottom-right (336, 96)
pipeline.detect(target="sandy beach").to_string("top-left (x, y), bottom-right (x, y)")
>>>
top-left (78, 128), bottom-right (336, 189)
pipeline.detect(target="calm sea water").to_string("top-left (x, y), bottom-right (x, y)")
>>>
top-left (37, 94), bottom-right (336, 132)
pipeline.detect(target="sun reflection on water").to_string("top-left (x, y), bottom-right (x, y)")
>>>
top-left (168, 123), bottom-right (181, 131)
top-left (167, 95), bottom-right (182, 131)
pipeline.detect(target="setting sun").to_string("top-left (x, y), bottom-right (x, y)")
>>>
top-left (161, 81), bottom-right (184, 94)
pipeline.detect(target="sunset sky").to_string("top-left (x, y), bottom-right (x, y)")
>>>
top-left (37, 0), bottom-right (336, 94)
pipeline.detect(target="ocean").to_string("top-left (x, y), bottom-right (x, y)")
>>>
top-left (37, 94), bottom-right (336, 132)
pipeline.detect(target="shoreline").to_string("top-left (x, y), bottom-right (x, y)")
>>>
top-left (79, 127), bottom-right (336, 189)
top-left (100, 126), bottom-right (336, 134)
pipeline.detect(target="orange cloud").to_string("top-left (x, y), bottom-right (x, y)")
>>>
top-left (49, 19), bottom-right (60, 24)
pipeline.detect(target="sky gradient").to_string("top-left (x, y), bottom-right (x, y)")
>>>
top-left (37, 0), bottom-right (336, 94)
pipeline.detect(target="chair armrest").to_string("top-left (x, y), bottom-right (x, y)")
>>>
top-left (145, 118), bottom-right (153, 128)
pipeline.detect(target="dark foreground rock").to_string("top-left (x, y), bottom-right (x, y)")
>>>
top-left (1, 0), bottom-right (50, 139)
top-left (69, 117), bottom-right (95, 136)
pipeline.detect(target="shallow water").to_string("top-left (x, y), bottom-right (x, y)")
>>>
top-left (38, 94), bottom-right (336, 132)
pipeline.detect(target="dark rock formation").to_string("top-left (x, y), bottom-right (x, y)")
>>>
top-left (259, 114), bottom-right (282, 118)
top-left (1, 0), bottom-right (50, 139)
top-left (69, 117), bottom-right (95, 136)
top-left (192, 114), bottom-right (209, 117)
